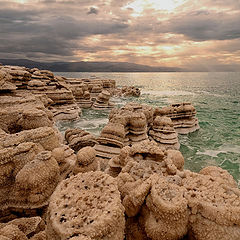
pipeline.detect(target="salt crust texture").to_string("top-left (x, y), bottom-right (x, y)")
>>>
top-left (46, 171), bottom-right (125, 240)
top-left (116, 141), bottom-right (240, 240)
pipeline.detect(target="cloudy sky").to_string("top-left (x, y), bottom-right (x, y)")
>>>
top-left (1, 0), bottom-right (240, 71)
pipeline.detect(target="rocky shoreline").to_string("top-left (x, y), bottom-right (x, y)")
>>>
top-left (0, 64), bottom-right (239, 240)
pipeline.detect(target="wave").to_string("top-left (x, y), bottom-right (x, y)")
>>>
top-left (142, 90), bottom-right (195, 96)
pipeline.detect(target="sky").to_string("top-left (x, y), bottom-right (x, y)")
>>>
top-left (0, 0), bottom-right (240, 71)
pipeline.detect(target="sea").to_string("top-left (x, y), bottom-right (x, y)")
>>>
top-left (55, 72), bottom-right (240, 184)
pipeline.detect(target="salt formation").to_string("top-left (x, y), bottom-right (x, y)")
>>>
top-left (65, 128), bottom-right (98, 152)
top-left (64, 78), bottom-right (93, 108)
top-left (0, 70), bottom-right (16, 93)
top-left (115, 86), bottom-right (141, 97)
top-left (0, 65), bottom-right (81, 121)
top-left (0, 150), bottom-right (60, 211)
top-left (96, 103), bottom-right (181, 166)
top-left (155, 102), bottom-right (200, 134)
top-left (52, 145), bottom-right (77, 180)
top-left (109, 102), bottom-right (150, 146)
top-left (0, 216), bottom-right (45, 239)
top-left (46, 171), bottom-right (125, 240)
top-left (1, 63), bottom-right (239, 240)
top-left (94, 123), bottom-right (125, 168)
top-left (108, 140), bottom-right (183, 177)
top-left (73, 146), bottom-right (99, 174)
top-left (64, 77), bottom-right (117, 109)
top-left (114, 141), bottom-right (240, 240)
top-left (0, 94), bottom-right (53, 133)
top-left (149, 116), bottom-right (180, 150)
top-left (92, 90), bottom-right (114, 109)
top-left (86, 78), bottom-right (103, 99)
top-left (101, 79), bottom-right (116, 94)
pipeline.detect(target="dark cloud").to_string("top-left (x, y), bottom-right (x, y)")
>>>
top-left (87, 7), bottom-right (99, 15)
top-left (168, 11), bottom-right (240, 41)
top-left (0, 0), bottom-right (240, 70)
top-left (0, 1), bottom-right (128, 60)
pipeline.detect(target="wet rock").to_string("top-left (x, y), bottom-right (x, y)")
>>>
top-left (155, 102), bottom-right (200, 134)
top-left (149, 116), bottom-right (180, 150)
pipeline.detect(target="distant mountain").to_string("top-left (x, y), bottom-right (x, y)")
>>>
top-left (0, 59), bottom-right (183, 72)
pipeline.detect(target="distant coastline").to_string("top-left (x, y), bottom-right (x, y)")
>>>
top-left (0, 59), bottom-right (183, 72)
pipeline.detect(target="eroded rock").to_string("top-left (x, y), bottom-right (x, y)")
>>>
top-left (46, 171), bottom-right (125, 240)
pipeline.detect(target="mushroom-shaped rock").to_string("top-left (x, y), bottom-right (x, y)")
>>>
top-left (14, 151), bottom-right (60, 208)
top-left (94, 123), bottom-right (125, 164)
top-left (92, 90), bottom-right (114, 109)
top-left (73, 146), bottom-right (98, 174)
top-left (52, 145), bottom-right (77, 180)
top-left (65, 128), bottom-right (98, 152)
top-left (143, 175), bottom-right (189, 240)
top-left (155, 102), bottom-right (200, 134)
top-left (46, 171), bottom-right (125, 240)
top-left (17, 109), bottom-right (52, 130)
top-left (149, 116), bottom-right (179, 150)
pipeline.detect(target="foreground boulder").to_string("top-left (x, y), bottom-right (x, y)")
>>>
top-left (46, 171), bottom-right (125, 240)
top-left (114, 141), bottom-right (240, 240)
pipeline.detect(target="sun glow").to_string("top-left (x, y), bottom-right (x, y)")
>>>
top-left (124, 0), bottom-right (186, 16)
top-left (14, 0), bottom-right (28, 3)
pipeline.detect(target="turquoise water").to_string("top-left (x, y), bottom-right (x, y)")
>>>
top-left (56, 72), bottom-right (240, 183)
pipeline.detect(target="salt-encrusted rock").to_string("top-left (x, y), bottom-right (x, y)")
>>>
top-left (0, 224), bottom-right (28, 239)
top-left (0, 126), bottom-right (61, 151)
top-left (0, 94), bottom-right (53, 133)
top-left (142, 175), bottom-right (189, 240)
top-left (0, 65), bottom-right (82, 121)
top-left (149, 116), bottom-right (180, 150)
top-left (89, 80), bottom-right (103, 99)
top-left (183, 170), bottom-right (240, 240)
top-left (109, 102), bottom-right (152, 146)
top-left (0, 150), bottom-right (60, 211)
top-left (50, 103), bottom-right (82, 121)
top-left (0, 65), bottom-right (31, 90)
top-left (0, 126), bottom-right (63, 214)
top-left (199, 165), bottom-right (237, 187)
top-left (0, 216), bottom-right (45, 239)
top-left (65, 128), bottom-right (98, 152)
top-left (92, 90), bottom-right (114, 109)
top-left (27, 79), bottom-right (46, 91)
top-left (0, 70), bottom-right (16, 93)
top-left (155, 102), bottom-right (200, 134)
top-left (64, 77), bottom-right (93, 108)
top-left (115, 86), bottom-right (141, 97)
top-left (115, 140), bottom-right (240, 240)
top-left (73, 146), bottom-right (98, 174)
top-left (125, 216), bottom-right (149, 240)
top-left (46, 171), bottom-right (125, 240)
top-left (52, 145), bottom-right (77, 180)
top-left (94, 123), bottom-right (125, 167)
top-left (109, 140), bottom-right (183, 177)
